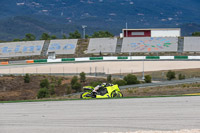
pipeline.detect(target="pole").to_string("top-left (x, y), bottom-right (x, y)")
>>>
top-left (83, 27), bottom-right (85, 39)
top-left (63, 67), bottom-right (64, 76)
top-left (95, 67), bottom-right (97, 76)
top-left (126, 22), bottom-right (128, 37)
top-left (142, 59), bottom-right (145, 80)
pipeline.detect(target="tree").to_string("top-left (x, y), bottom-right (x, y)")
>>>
top-left (24, 73), bottom-right (30, 83)
top-left (144, 75), bottom-right (152, 83)
top-left (51, 35), bottom-right (57, 39)
top-left (166, 70), bottom-right (176, 80)
top-left (91, 31), bottom-right (114, 38)
top-left (71, 76), bottom-right (78, 86)
top-left (107, 75), bottom-right (112, 83)
top-left (62, 34), bottom-right (67, 39)
top-left (123, 74), bottom-right (139, 85)
top-left (178, 74), bottom-right (185, 80)
top-left (85, 35), bottom-right (89, 38)
top-left (68, 30), bottom-right (81, 39)
top-left (80, 72), bottom-right (86, 82)
top-left (192, 32), bottom-right (200, 36)
top-left (72, 82), bottom-right (81, 92)
top-left (37, 88), bottom-right (49, 99)
top-left (40, 78), bottom-right (50, 89)
top-left (40, 33), bottom-right (51, 40)
top-left (66, 85), bottom-right (71, 94)
top-left (13, 38), bottom-right (21, 42)
top-left (57, 78), bottom-right (62, 86)
top-left (25, 33), bottom-right (36, 41)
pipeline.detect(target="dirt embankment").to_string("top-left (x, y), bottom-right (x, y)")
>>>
top-left (0, 75), bottom-right (107, 101)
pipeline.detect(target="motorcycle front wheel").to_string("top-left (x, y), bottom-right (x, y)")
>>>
top-left (111, 91), bottom-right (123, 98)
top-left (80, 92), bottom-right (92, 99)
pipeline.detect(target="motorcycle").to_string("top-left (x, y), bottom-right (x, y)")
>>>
top-left (80, 84), bottom-right (123, 99)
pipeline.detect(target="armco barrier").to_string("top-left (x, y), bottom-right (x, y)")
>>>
top-left (146, 56), bottom-right (160, 59)
top-left (174, 56), bottom-right (188, 59)
top-left (26, 60), bottom-right (34, 64)
top-left (7, 56), bottom-right (200, 64)
top-left (118, 56), bottom-right (128, 60)
top-left (62, 58), bottom-right (75, 62)
top-left (89, 57), bottom-right (103, 60)
top-left (0, 61), bottom-right (9, 65)
top-left (34, 59), bottom-right (47, 63)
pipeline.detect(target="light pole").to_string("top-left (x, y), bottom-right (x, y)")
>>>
top-left (142, 59), bottom-right (145, 80)
top-left (126, 22), bottom-right (128, 37)
top-left (82, 25), bottom-right (87, 39)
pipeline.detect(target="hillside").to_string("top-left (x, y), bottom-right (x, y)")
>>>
top-left (0, 0), bottom-right (200, 40)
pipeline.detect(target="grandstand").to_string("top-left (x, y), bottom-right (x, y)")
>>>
top-left (1, 36), bottom-right (200, 60)
top-left (121, 37), bottom-right (178, 53)
top-left (47, 39), bottom-right (78, 55)
top-left (184, 37), bottom-right (200, 52)
top-left (0, 41), bottom-right (44, 58)
top-left (87, 38), bottom-right (117, 54)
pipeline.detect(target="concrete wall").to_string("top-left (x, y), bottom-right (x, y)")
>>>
top-left (87, 38), bottom-right (117, 53)
top-left (184, 37), bottom-right (200, 51)
top-left (121, 37), bottom-right (178, 53)
top-left (47, 39), bottom-right (78, 55)
top-left (0, 41), bottom-right (44, 58)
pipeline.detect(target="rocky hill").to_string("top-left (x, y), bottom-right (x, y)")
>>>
top-left (0, 0), bottom-right (200, 40)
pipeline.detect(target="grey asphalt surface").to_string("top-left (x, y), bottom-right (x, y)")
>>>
top-left (0, 96), bottom-right (200, 133)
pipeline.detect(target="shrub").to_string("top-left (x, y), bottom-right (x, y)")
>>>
top-left (37, 88), bottom-right (49, 99)
top-left (123, 74), bottom-right (139, 85)
top-left (178, 74), bottom-right (185, 80)
top-left (80, 72), bottom-right (86, 82)
top-left (71, 76), bottom-right (78, 86)
top-left (66, 85), bottom-right (72, 94)
top-left (49, 88), bottom-right (55, 96)
top-left (166, 70), bottom-right (176, 80)
top-left (24, 73), bottom-right (30, 83)
top-left (40, 78), bottom-right (50, 89)
top-left (107, 75), bottom-right (112, 83)
top-left (72, 82), bottom-right (82, 92)
top-left (90, 81), bottom-right (102, 87)
top-left (57, 78), bottom-right (62, 86)
top-left (145, 75), bottom-right (152, 83)
top-left (112, 79), bottom-right (127, 86)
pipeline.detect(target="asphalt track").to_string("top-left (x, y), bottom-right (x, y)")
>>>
top-left (1, 96), bottom-right (200, 133)
top-left (1, 61), bottom-right (200, 74)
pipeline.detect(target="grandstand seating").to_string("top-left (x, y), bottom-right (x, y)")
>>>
top-left (184, 37), bottom-right (200, 52)
top-left (0, 41), bottom-right (44, 58)
top-left (47, 39), bottom-right (78, 55)
top-left (121, 37), bottom-right (178, 53)
top-left (87, 38), bottom-right (117, 53)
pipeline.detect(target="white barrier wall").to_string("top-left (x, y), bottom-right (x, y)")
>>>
top-left (0, 41), bottom-right (44, 57)
top-left (47, 39), bottom-right (78, 55)
top-left (151, 29), bottom-right (180, 37)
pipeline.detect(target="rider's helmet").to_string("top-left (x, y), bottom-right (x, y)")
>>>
top-left (101, 83), bottom-right (107, 87)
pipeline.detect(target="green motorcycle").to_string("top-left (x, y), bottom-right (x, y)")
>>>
top-left (80, 84), bottom-right (123, 99)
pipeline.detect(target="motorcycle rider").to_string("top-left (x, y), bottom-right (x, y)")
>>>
top-left (93, 83), bottom-right (107, 93)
